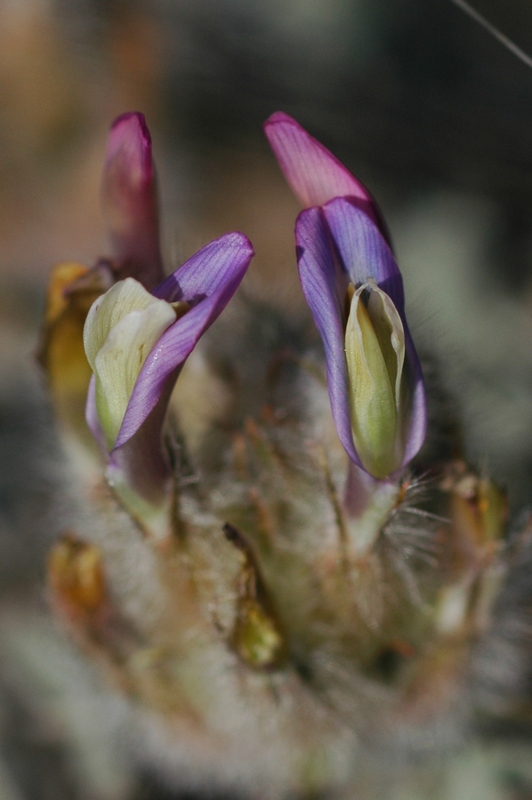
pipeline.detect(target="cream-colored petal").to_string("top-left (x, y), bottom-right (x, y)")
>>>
top-left (84, 278), bottom-right (176, 447)
top-left (365, 281), bottom-right (405, 408)
top-left (84, 278), bottom-right (169, 370)
top-left (345, 286), bottom-right (398, 478)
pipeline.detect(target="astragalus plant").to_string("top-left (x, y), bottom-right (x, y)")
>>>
top-left (39, 111), bottom-right (531, 800)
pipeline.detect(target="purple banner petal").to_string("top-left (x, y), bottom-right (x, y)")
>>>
top-left (102, 112), bottom-right (164, 289)
top-left (264, 112), bottom-right (371, 207)
top-left (264, 112), bottom-right (391, 242)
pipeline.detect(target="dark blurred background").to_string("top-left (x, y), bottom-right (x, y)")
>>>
top-left (1, 1), bottom-right (532, 797)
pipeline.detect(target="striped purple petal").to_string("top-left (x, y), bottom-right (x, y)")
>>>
top-left (264, 111), bottom-right (388, 240)
top-left (152, 232), bottom-right (249, 303)
top-left (102, 112), bottom-right (164, 290)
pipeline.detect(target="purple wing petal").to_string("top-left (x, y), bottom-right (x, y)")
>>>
top-left (107, 384), bottom-right (174, 506)
top-left (153, 232), bottom-right (253, 303)
top-left (114, 234), bottom-right (254, 448)
top-left (296, 207), bottom-right (361, 467)
top-left (264, 112), bottom-right (390, 241)
top-left (323, 198), bottom-right (404, 313)
top-left (401, 331), bottom-right (427, 467)
top-left (102, 112), bottom-right (164, 290)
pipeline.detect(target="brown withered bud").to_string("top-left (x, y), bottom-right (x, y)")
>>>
top-left (48, 533), bottom-right (107, 626)
top-left (38, 261), bottom-right (111, 442)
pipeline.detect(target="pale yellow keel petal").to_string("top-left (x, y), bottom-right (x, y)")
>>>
top-left (84, 278), bottom-right (176, 447)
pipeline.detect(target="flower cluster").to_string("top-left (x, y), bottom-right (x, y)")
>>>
top-left (41, 107), bottom-right (520, 800)
top-left (45, 110), bottom-right (426, 537)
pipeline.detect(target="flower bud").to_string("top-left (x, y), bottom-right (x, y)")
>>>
top-left (81, 234), bottom-right (253, 539)
top-left (102, 112), bottom-right (164, 289)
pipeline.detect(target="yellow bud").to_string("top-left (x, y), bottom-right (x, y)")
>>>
top-left (48, 534), bottom-right (107, 622)
top-left (38, 263), bottom-right (107, 441)
top-left (232, 597), bottom-right (285, 669)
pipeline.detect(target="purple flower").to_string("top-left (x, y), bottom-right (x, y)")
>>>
top-left (81, 111), bottom-right (255, 534)
top-left (264, 112), bottom-right (426, 479)
top-left (84, 229), bottom-right (253, 530)
top-left (101, 112), bottom-right (164, 290)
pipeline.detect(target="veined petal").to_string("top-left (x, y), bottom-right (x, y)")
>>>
top-left (115, 233), bottom-right (254, 448)
top-left (323, 198), bottom-right (404, 311)
top-left (267, 114), bottom-right (426, 476)
top-left (264, 112), bottom-right (388, 238)
top-left (295, 207), bottom-right (360, 467)
top-left (152, 232), bottom-right (253, 303)
top-left (84, 279), bottom-right (176, 447)
top-left (102, 112), bottom-right (163, 289)
top-left (264, 112), bottom-right (371, 207)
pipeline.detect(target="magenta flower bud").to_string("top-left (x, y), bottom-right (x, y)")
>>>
top-left (102, 112), bottom-right (164, 290)
top-left (264, 111), bottom-right (391, 244)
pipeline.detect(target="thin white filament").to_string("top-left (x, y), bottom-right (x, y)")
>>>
top-left (449, 0), bottom-right (532, 71)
